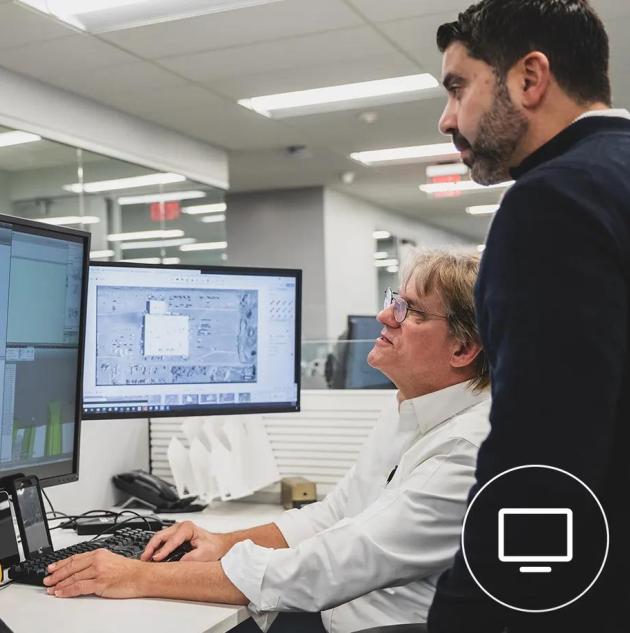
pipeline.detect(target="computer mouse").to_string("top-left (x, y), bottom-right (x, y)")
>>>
top-left (162, 541), bottom-right (193, 562)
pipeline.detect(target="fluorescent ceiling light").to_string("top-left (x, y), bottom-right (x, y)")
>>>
top-left (373, 231), bottom-right (392, 240)
top-left (375, 259), bottom-right (399, 268)
top-left (386, 266), bottom-right (399, 274)
top-left (419, 180), bottom-right (514, 194)
top-left (108, 229), bottom-right (184, 242)
top-left (239, 74), bottom-right (440, 118)
top-left (120, 238), bottom-right (196, 250)
top-left (118, 191), bottom-right (206, 205)
top-left (124, 257), bottom-right (163, 265)
top-left (426, 163), bottom-right (468, 178)
top-left (374, 252), bottom-right (389, 260)
top-left (351, 143), bottom-right (459, 166)
top-left (39, 215), bottom-right (100, 226)
top-left (63, 172), bottom-right (185, 194)
top-left (90, 249), bottom-right (115, 259)
top-left (162, 257), bottom-right (181, 265)
top-left (182, 203), bottom-right (227, 215)
top-left (467, 204), bottom-right (500, 216)
top-left (17, 0), bottom-right (284, 32)
top-left (180, 241), bottom-right (228, 252)
top-left (0, 131), bottom-right (42, 148)
top-left (200, 214), bottom-right (226, 224)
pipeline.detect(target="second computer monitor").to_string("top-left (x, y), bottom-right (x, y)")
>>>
top-left (82, 262), bottom-right (301, 419)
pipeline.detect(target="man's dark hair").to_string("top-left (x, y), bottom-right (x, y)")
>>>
top-left (437, 0), bottom-right (611, 106)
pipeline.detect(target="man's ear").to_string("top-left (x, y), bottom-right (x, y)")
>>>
top-left (450, 338), bottom-right (482, 369)
top-left (510, 51), bottom-right (551, 109)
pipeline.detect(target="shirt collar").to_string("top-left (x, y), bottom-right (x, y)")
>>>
top-left (398, 381), bottom-right (488, 437)
top-left (572, 108), bottom-right (630, 124)
top-left (510, 109), bottom-right (630, 181)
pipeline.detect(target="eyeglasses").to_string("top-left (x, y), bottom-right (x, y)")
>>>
top-left (383, 288), bottom-right (449, 324)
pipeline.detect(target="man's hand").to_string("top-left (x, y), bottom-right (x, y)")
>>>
top-left (141, 521), bottom-right (229, 562)
top-left (43, 549), bottom-right (145, 598)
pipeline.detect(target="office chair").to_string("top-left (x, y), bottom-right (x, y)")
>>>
top-left (355, 626), bottom-right (427, 633)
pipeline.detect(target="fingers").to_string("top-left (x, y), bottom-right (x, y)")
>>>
top-left (143, 522), bottom-right (194, 562)
top-left (47, 566), bottom-right (95, 592)
top-left (50, 579), bottom-right (98, 598)
top-left (179, 549), bottom-right (206, 562)
top-left (44, 551), bottom-right (97, 587)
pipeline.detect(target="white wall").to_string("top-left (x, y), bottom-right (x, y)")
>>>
top-left (323, 188), bottom-right (471, 339)
top-left (46, 418), bottom-right (149, 515)
top-left (226, 187), bottom-right (328, 339)
top-left (0, 67), bottom-right (228, 190)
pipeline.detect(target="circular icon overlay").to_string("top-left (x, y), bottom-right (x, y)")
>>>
top-left (462, 465), bottom-right (608, 613)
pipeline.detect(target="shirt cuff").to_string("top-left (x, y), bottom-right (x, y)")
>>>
top-left (274, 508), bottom-right (319, 547)
top-left (221, 539), bottom-right (275, 611)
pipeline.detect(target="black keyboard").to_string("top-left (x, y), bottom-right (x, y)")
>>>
top-left (8, 527), bottom-right (192, 586)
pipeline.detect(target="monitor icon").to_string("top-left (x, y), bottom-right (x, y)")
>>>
top-left (498, 508), bottom-right (573, 574)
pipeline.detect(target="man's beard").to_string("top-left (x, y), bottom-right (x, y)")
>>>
top-left (457, 80), bottom-right (529, 185)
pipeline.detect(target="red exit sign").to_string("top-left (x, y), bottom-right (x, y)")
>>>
top-left (150, 201), bottom-right (181, 221)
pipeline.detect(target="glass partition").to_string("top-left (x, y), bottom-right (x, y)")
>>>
top-left (1, 127), bottom-right (226, 266)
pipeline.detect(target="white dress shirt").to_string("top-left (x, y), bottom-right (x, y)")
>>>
top-left (221, 381), bottom-right (491, 633)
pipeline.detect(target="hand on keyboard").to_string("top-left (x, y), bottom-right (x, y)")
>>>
top-left (43, 548), bottom-right (144, 599)
top-left (141, 521), bottom-right (229, 563)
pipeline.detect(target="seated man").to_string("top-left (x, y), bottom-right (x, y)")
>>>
top-left (44, 251), bottom-right (490, 633)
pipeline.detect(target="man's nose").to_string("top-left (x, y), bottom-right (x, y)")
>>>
top-left (438, 100), bottom-right (457, 137)
top-left (377, 305), bottom-right (398, 328)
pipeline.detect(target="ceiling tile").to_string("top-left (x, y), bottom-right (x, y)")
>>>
top-left (348, 0), bottom-right (464, 22)
top-left (379, 13), bottom-right (456, 77)
top-left (279, 98), bottom-right (448, 153)
top-left (208, 53), bottom-right (420, 99)
top-left (100, 0), bottom-right (364, 60)
top-left (158, 27), bottom-right (397, 83)
top-left (0, 34), bottom-right (137, 84)
top-left (46, 62), bottom-right (189, 101)
top-left (0, 3), bottom-right (74, 50)
top-left (135, 100), bottom-right (307, 151)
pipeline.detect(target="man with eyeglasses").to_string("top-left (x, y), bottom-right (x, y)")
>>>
top-left (43, 252), bottom-right (490, 633)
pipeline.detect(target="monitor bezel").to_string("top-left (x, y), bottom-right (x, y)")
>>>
top-left (82, 260), bottom-right (302, 420)
top-left (0, 212), bottom-right (90, 489)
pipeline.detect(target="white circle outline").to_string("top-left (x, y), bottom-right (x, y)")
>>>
top-left (461, 464), bottom-right (610, 613)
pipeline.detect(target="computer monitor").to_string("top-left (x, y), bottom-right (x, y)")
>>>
top-left (0, 213), bottom-right (89, 488)
top-left (333, 315), bottom-right (394, 389)
top-left (498, 508), bottom-right (573, 574)
top-left (82, 262), bottom-right (301, 419)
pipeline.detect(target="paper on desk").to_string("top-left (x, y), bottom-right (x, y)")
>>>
top-left (189, 437), bottom-right (219, 501)
top-left (167, 436), bottom-right (196, 498)
top-left (203, 420), bottom-right (254, 501)
top-left (242, 416), bottom-right (280, 490)
top-left (181, 418), bottom-right (204, 446)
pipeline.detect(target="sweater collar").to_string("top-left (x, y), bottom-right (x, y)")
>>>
top-left (510, 111), bottom-right (630, 180)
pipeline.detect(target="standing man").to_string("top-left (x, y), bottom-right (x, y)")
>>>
top-left (428, 1), bottom-right (630, 632)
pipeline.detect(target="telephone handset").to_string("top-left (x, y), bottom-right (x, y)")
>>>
top-left (113, 470), bottom-right (206, 513)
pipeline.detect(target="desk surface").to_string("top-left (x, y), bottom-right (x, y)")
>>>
top-left (0, 501), bottom-right (285, 633)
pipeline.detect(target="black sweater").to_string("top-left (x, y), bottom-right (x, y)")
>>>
top-left (428, 116), bottom-right (630, 632)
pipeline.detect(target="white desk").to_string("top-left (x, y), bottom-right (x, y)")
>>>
top-left (0, 501), bottom-right (285, 633)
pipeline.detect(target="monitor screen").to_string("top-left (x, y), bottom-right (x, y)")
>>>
top-left (341, 315), bottom-right (394, 389)
top-left (82, 262), bottom-right (301, 419)
top-left (0, 214), bottom-right (89, 487)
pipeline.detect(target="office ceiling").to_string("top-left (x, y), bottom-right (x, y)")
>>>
top-left (0, 0), bottom-right (627, 242)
